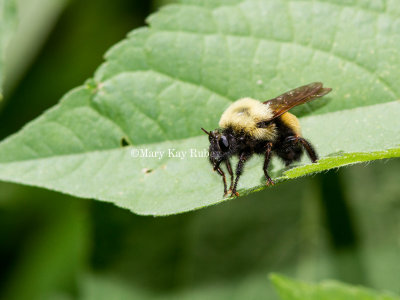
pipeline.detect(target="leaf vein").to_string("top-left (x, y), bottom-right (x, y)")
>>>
top-left (154, 28), bottom-right (398, 98)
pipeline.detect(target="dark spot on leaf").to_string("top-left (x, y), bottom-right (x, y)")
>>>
top-left (142, 168), bottom-right (153, 174)
top-left (120, 137), bottom-right (130, 147)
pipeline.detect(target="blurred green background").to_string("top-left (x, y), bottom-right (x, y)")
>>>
top-left (0, 0), bottom-right (399, 299)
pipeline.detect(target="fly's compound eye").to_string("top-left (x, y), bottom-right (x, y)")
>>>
top-left (219, 136), bottom-right (229, 151)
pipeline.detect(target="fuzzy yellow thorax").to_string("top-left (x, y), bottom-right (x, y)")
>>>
top-left (219, 98), bottom-right (277, 140)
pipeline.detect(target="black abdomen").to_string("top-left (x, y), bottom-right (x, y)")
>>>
top-left (272, 117), bottom-right (303, 166)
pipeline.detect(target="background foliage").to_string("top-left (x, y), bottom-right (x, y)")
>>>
top-left (0, 0), bottom-right (399, 299)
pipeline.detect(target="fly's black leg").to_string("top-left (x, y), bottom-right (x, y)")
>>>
top-left (298, 137), bottom-right (318, 163)
top-left (287, 135), bottom-right (318, 163)
top-left (264, 142), bottom-right (275, 186)
top-left (225, 159), bottom-right (234, 193)
top-left (216, 166), bottom-right (228, 196)
top-left (231, 152), bottom-right (250, 197)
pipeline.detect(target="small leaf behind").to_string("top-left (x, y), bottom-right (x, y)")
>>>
top-left (270, 273), bottom-right (400, 300)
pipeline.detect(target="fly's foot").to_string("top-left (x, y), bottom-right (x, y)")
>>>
top-left (224, 189), bottom-right (232, 197)
top-left (230, 190), bottom-right (240, 197)
top-left (266, 178), bottom-right (275, 186)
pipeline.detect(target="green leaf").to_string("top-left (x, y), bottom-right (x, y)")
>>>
top-left (0, 0), bottom-right (400, 215)
top-left (270, 273), bottom-right (400, 300)
top-left (0, 0), bottom-right (17, 99)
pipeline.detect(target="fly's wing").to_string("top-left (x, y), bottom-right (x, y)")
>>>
top-left (263, 82), bottom-right (332, 120)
